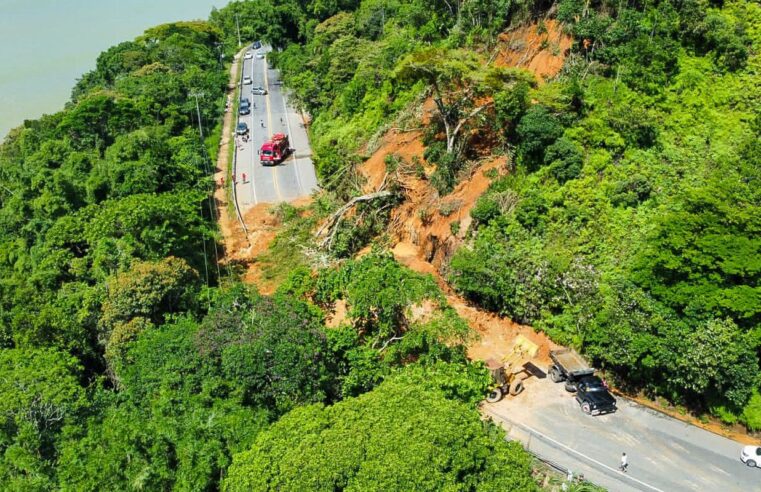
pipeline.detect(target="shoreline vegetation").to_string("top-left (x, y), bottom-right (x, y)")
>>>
top-left (0, 0), bottom-right (758, 490)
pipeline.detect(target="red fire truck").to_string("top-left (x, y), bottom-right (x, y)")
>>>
top-left (259, 133), bottom-right (290, 165)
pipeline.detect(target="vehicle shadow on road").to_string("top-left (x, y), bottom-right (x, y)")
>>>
top-left (525, 362), bottom-right (547, 379)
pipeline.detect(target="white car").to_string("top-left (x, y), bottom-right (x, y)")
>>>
top-left (244, 52), bottom-right (253, 60)
top-left (256, 53), bottom-right (265, 59)
top-left (741, 445), bottom-right (761, 467)
top-left (242, 76), bottom-right (252, 85)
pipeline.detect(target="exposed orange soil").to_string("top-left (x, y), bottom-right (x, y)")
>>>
top-left (238, 204), bottom-right (280, 294)
top-left (240, 196), bottom-right (314, 295)
top-left (362, 129), bottom-right (426, 191)
top-left (354, 19), bottom-right (577, 365)
top-left (494, 19), bottom-right (572, 83)
top-left (326, 299), bottom-right (349, 328)
top-left (392, 242), bottom-right (558, 366)
top-left (214, 49), bottom-right (245, 260)
top-left (357, 121), bottom-right (555, 366)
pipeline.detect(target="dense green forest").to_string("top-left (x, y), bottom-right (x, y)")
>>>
top-left (0, 5), bottom-right (541, 490)
top-left (0, 0), bottom-right (759, 489)
top-left (449, 0), bottom-right (761, 427)
top-left (259, 0), bottom-right (760, 428)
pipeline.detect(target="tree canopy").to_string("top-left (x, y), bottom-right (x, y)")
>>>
top-left (224, 375), bottom-right (536, 492)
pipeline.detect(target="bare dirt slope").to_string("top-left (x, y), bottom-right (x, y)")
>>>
top-left (355, 20), bottom-right (572, 364)
top-left (214, 22), bottom-right (569, 363)
top-left (392, 242), bottom-right (558, 366)
top-left (494, 19), bottom-right (572, 83)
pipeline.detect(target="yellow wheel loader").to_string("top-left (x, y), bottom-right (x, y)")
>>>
top-left (485, 335), bottom-right (539, 403)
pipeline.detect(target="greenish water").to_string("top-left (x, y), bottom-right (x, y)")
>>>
top-left (0, 0), bottom-right (228, 139)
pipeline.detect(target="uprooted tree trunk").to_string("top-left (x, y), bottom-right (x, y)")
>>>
top-left (315, 189), bottom-right (392, 251)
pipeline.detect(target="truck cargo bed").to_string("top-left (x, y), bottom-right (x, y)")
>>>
top-left (550, 349), bottom-right (593, 377)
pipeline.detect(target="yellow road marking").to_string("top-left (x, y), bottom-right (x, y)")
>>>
top-left (263, 55), bottom-right (281, 201)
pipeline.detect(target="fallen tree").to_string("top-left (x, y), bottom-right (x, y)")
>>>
top-left (315, 190), bottom-right (392, 250)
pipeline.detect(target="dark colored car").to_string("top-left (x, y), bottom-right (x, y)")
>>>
top-left (574, 376), bottom-right (616, 415)
top-left (236, 122), bottom-right (249, 135)
top-left (252, 40), bottom-right (262, 49)
top-left (239, 98), bottom-right (250, 115)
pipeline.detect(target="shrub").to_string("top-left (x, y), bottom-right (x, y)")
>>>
top-left (439, 200), bottom-right (462, 217)
top-left (470, 196), bottom-right (501, 224)
top-left (741, 391), bottom-right (761, 432)
top-left (544, 136), bottom-right (583, 183)
top-left (516, 105), bottom-right (563, 170)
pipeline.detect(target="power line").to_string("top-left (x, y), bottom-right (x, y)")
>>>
top-left (189, 91), bottom-right (224, 283)
top-left (189, 91), bottom-right (205, 140)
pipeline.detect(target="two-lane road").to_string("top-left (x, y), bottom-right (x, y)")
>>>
top-left (485, 376), bottom-right (760, 491)
top-left (234, 46), bottom-right (318, 210)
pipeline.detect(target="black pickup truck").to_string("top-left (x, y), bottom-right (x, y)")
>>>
top-left (574, 375), bottom-right (617, 415)
top-left (549, 349), bottom-right (617, 416)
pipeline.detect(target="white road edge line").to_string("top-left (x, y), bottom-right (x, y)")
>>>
top-left (263, 52), bottom-right (282, 202)
top-left (484, 407), bottom-right (666, 492)
top-left (280, 88), bottom-right (304, 196)
top-left (246, 58), bottom-right (258, 205)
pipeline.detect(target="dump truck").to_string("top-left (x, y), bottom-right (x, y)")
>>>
top-left (485, 335), bottom-right (539, 402)
top-left (259, 133), bottom-right (290, 165)
top-left (549, 348), bottom-right (616, 415)
top-left (549, 348), bottom-right (593, 389)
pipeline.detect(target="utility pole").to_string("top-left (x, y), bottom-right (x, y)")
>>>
top-left (189, 92), bottom-right (205, 140)
top-left (187, 90), bottom-right (222, 287)
top-left (235, 13), bottom-right (242, 47)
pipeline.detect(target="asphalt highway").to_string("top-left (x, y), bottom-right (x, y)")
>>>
top-left (233, 46), bottom-right (318, 208)
top-left (485, 375), bottom-right (760, 491)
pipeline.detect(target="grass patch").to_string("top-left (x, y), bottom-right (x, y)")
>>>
top-left (256, 202), bottom-right (323, 286)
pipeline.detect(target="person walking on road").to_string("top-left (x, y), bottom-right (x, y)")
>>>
top-left (260, 119), bottom-right (264, 128)
top-left (242, 173), bottom-right (247, 183)
top-left (619, 452), bottom-right (628, 473)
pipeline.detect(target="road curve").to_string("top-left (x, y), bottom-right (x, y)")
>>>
top-left (485, 375), bottom-right (759, 491)
top-left (233, 45), bottom-right (318, 210)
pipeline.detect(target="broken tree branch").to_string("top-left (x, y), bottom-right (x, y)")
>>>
top-left (378, 335), bottom-right (405, 353)
top-left (315, 189), bottom-right (393, 250)
top-left (447, 102), bottom-right (493, 153)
